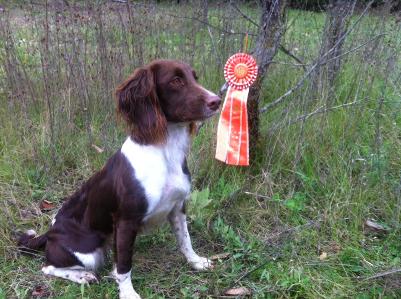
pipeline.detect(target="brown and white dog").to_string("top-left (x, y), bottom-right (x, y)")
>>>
top-left (18, 60), bottom-right (221, 299)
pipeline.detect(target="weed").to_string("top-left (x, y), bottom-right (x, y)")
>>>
top-left (1, 1), bottom-right (401, 298)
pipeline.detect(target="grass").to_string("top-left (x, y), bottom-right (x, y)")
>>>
top-left (1, 1), bottom-right (401, 298)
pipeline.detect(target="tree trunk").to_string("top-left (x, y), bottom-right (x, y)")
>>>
top-left (248, 0), bottom-right (286, 159)
top-left (202, 0), bottom-right (208, 23)
top-left (313, 0), bottom-right (355, 100)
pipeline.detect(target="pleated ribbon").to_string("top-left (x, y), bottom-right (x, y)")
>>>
top-left (215, 53), bottom-right (258, 166)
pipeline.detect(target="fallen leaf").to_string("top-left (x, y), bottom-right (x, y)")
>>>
top-left (91, 144), bottom-right (104, 153)
top-left (365, 219), bottom-right (388, 232)
top-left (39, 200), bottom-right (55, 211)
top-left (210, 252), bottom-right (231, 261)
top-left (329, 242), bottom-right (341, 254)
top-left (319, 251), bottom-right (328, 260)
top-left (32, 285), bottom-right (49, 297)
top-left (224, 287), bottom-right (251, 296)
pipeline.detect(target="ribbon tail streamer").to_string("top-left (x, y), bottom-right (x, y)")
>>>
top-left (215, 86), bottom-right (249, 166)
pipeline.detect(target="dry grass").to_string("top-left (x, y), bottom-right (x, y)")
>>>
top-left (1, 1), bottom-right (401, 298)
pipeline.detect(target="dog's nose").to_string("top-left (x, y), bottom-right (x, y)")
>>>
top-left (207, 96), bottom-right (221, 111)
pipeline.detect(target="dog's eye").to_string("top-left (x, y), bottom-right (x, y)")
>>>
top-left (170, 77), bottom-right (183, 87)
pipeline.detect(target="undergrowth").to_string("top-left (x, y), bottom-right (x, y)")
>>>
top-left (1, 2), bottom-right (401, 298)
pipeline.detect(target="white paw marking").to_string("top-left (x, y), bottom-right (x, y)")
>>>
top-left (41, 265), bottom-right (98, 284)
top-left (111, 267), bottom-right (142, 299)
top-left (189, 257), bottom-right (213, 271)
top-left (119, 288), bottom-right (142, 299)
top-left (77, 272), bottom-right (98, 284)
top-left (26, 229), bottom-right (37, 236)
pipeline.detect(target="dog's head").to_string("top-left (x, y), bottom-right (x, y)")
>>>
top-left (116, 60), bottom-right (221, 145)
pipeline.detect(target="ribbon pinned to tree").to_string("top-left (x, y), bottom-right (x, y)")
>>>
top-left (215, 52), bottom-right (258, 166)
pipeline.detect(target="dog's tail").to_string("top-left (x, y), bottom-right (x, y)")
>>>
top-left (18, 229), bottom-right (48, 252)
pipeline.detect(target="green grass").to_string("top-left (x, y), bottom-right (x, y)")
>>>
top-left (1, 2), bottom-right (401, 298)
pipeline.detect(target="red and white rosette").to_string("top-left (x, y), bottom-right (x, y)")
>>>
top-left (216, 53), bottom-right (258, 166)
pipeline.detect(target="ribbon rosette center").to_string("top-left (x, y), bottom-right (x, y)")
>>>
top-left (216, 53), bottom-right (258, 166)
top-left (234, 63), bottom-right (249, 79)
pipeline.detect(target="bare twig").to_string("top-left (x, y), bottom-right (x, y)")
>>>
top-left (244, 191), bottom-right (270, 199)
top-left (164, 12), bottom-right (256, 36)
top-left (364, 268), bottom-right (401, 280)
top-left (267, 100), bottom-right (361, 132)
top-left (279, 45), bottom-right (307, 70)
top-left (260, 32), bottom-right (381, 114)
top-left (230, 0), bottom-right (306, 68)
top-left (291, 100), bottom-right (360, 124)
top-left (264, 219), bottom-right (322, 242)
top-left (229, 1), bottom-right (259, 27)
top-left (260, 1), bottom-right (375, 113)
top-left (206, 25), bottom-right (222, 67)
top-left (169, 6), bottom-right (306, 69)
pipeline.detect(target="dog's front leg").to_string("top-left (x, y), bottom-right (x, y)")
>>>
top-left (112, 219), bottom-right (141, 299)
top-left (168, 204), bottom-right (213, 271)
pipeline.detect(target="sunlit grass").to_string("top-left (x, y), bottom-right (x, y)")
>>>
top-left (1, 2), bottom-right (401, 298)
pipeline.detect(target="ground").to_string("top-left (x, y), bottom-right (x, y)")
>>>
top-left (1, 2), bottom-right (401, 298)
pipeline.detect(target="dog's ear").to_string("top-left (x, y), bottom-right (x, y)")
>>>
top-left (116, 67), bottom-right (167, 144)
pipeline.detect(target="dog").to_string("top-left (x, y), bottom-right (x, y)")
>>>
top-left (18, 59), bottom-right (221, 299)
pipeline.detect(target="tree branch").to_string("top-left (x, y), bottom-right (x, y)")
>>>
top-left (168, 6), bottom-right (307, 69)
top-left (364, 268), bottom-right (401, 280)
top-left (164, 13), bottom-right (256, 36)
top-left (260, 1), bottom-right (376, 113)
top-left (230, 1), bottom-right (307, 68)
top-left (273, 100), bottom-right (361, 131)
top-left (229, 1), bottom-right (259, 27)
top-left (279, 45), bottom-right (307, 70)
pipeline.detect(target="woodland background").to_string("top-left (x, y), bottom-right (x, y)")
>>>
top-left (1, 0), bottom-right (401, 298)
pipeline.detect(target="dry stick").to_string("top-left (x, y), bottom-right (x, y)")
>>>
top-left (207, 25), bottom-right (222, 68)
top-left (260, 33), bottom-right (383, 113)
top-left (270, 61), bottom-right (309, 68)
top-left (244, 191), bottom-right (271, 200)
top-left (229, 0), bottom-right (259, 27)
top-left (324, 33), bottom-right (385, 64)
top-left (5, 17), bottom-right (32, 119)
top-left (260, 1), bottom-right (375, 114)
top-left (164, 12), bottom-right (255, 36)
top-left (230, 0), bottom-right (306, 68)
top-left (40, 0), bottom-right (56, 161)
top-left (364, 268), bottom-right (401, 280)
top-left (278, 45), bottom-right (307, 70)
top-left (269, 100), bottom-right (361, 132)
top-left (264, 219), bottom-right (322, 243)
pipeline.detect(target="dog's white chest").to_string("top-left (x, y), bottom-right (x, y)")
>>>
top-left (121, 124), bottom-right (191, 231)
top-left (143, 170), bottom-right (190, 229)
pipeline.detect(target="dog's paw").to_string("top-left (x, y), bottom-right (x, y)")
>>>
top-left (120, 289), bottom-right (142, 299)
top-left (189, 257), bottom-right (214, 271)
top-left (77, 271), bottom-right (98, 284)
top-left (111, 267), bottom-right (142, 299)
top-left (26, 229), bottom-right (37, 237)
top-left (41, 265), bottom-right (98, 284)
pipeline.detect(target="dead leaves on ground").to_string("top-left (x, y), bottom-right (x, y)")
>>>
top-left (364, 219), bottom-right (389, 236)
top-left (224, 287), bottom-right (251, 296)
top-left (317, 241), bottom-right (342, 260)
top-left (91, 144), bottom-right (104, 153)
top-left (32, 285), bottom-right (50, 297)
top-left (39, 199), bottom-right (55, 212)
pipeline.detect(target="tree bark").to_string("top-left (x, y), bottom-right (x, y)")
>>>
top-left (248, 0), bottom-right (286, 159)
top-left (313, 0), bottom-right (356, 99)
top-left (202, 0), bottom-right (208, 23)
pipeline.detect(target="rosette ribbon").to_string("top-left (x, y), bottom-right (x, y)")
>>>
top-left (215, 53), bottom-right (258, 166)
